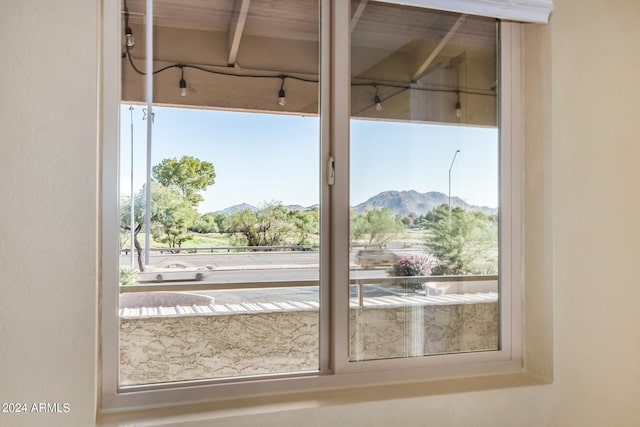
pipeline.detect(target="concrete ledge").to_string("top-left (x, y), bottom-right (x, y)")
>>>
top-left (119, 292), bottom-right (497, 318)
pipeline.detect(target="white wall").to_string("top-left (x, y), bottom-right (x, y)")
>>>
top-left (3, 0), bottom-right (640, 426)
top-left (0, 1), bottom-right (99, 427)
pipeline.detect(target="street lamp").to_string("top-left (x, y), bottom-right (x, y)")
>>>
top-left (448, 149), bottom-right (460, 230)
top-left (129, 106), bottom-right (135, 269)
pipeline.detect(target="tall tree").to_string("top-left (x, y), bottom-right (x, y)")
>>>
top-left (148, 181), bottom-right (199, 249)
top-left (120, 181), bottom-right (202, 268)
top-left (350, 208), bottom-right (404, 245)
top-left (226, 204), bottom-right (319, 248)
top-left (227, 204), bottom-right (291, 247)
top-left (190, 213), bottom-right (220, 234)
top-left (421, 204), bottom-right (498, 275)
top-left (152, 155), bottom-right (216, 204)
top-left (290, 208), bottom-right (319, 246)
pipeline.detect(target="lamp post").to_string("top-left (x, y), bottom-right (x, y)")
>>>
top-left (448, 149), bottom-right (460, 230)
top-left (129, 106), bottom-right (135, 269)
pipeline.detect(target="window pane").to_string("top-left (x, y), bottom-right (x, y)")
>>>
top-left (349, 1), bottom-right (499, 361)
top-left (119, 0), bottom-right (321, 385)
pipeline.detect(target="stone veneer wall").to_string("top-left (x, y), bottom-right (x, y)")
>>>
top-left (349, 302), bottom-right (498, 361)
top-left (120, 310), bottom-right (319, 384)
top-left (120, 297), bottom-right (498, 385)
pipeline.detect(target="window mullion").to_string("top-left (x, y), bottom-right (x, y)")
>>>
top-left (329, 0), bottom-right (352, 374)
top-left (319, 0), bottom-right (332, 374)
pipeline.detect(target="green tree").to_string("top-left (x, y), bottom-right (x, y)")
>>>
top-left (290, 208), bottom-right (319, 246)
top-left (421, 204), bottom-right (498, 275)
top-left (227, 204), bottom-right (290, 247)
top-left (226, 204), bottom-right (318, 248)
top-left (148, 181), bottom-right (199, 249)
top-left (120, 180), bottom-right (204, 270)
top-left (210, 213), bottom-right (230, 233)
top-left (350, 208), bottom-right (404, 245)
top-left (152, 155), bottom-right (216, 204)
top-left (121, 156), bottom-right (216, 269)
top-left (191, 213), bottom-right (220, 234)
top-left (120, 193), bottom-right (145, 271)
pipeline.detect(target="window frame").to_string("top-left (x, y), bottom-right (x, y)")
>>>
top-left (100, 0), bottom-right (523, 411)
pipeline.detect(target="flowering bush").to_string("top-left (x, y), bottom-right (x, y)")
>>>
top-left (389, 255), bottom-right (435, 277)
top-left (387, 255), bottom-right (436, 292)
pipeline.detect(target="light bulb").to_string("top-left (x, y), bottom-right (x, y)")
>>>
top-left (374, 95), bottom-right (382, 111)
top-left (180, 78), bottom-right (187, 97)
top-left (125, 28), bottom-right (135, 47)
top-left (455, 100), bottom-right (462, 118)
top-left (278, 88), bottom-right (286, 106)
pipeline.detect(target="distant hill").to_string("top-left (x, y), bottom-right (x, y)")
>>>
top-left (216, 190), bottom-right (496, 217)
top-left (353, 190), bottom-right (496, 217)
top-left (216, 203), bottom-right (314, 214)
top-left (217, 203), bottom-right (258, 214)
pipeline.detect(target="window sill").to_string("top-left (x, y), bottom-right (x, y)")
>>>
top-left (98, 372), bottom-right (551, 426)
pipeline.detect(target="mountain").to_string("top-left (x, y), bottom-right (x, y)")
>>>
top-left (216, 203), bottom-right (314, 214)
top-left (217, 203), bottom-right (258, 214)
top-left (354, 190), bottom-right (496, 217)
top-left (216, 191), bottom-right (495, 217)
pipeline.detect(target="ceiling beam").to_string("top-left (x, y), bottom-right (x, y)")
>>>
top-left (351, 0), bottom-right (369, 32)
top-left (411, 14), bottom-right (466, 81)
top-left (227, 0), bottom-right (251, 66)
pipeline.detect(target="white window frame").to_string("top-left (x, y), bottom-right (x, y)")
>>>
top-left (100, 0), bottom-right (523, 411)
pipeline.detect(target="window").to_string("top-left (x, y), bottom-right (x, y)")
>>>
top-left (117, 0), bottom-right (322, 385)
top-left (348, 3), bottom-right (499, 363)
top-left (102, 0), bottom-right (532, 410)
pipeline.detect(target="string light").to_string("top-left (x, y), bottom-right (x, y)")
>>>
top-left (455, 91), bottom-right (463, 118)
top-left (121, 1), bottom-right (495, 108)
top-left (123, 0), bottom-right (135, 47)
top-left (125, 27), bottom-right (135, 48)
top-left (179, 66), bottom-right (187, 97)
top-left (121, 24), bottom-right (494, 108)
top-left (278, 76), bottom-right (286, 106)
top-left (374, 86), bottom-right (382, 111)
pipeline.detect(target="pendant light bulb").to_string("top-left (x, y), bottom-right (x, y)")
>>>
top-left (125, 27), bottom-right (135, 47)
top-left (179, 66), bottom-right (187, 97)
top-left (374, 94), bottom-right (382, 111)
top-left (278, 77), bottom-right (286, 106)
top-left (455, 92), bottom-right (463, 118)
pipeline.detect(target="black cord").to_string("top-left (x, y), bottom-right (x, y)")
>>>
top-left (124, 49), bottom-right (495, 97)
top-left (123, 0), bottom-right (130, 30)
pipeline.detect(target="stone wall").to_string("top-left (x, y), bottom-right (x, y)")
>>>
top-left (120, 310), bottom-right (319, 384)
top-left (349, 302), bottom-right (498, 361)
top-left (119, 293), bottom-right (498, 385)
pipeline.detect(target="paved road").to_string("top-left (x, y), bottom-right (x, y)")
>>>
top-left (120, 250), bottom-right (394, 283)
top-left (120, 249), bottom-right (430, 304)
top-left (120, 247), bottom-right (427, 270)
top-left (121, 251), bottom-right (321, 270)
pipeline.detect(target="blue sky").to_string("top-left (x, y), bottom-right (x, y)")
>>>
top-left (120, 105), bottom-right (498, 213)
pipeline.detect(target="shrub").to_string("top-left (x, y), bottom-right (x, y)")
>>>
top-left (119, 266), bottom-right (138, 286)
top-left (387, 255), bottom-right (435, 292)
top-left (389, 255), bottom-right (435, 277)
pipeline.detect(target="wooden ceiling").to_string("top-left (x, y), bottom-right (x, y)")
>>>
top-left (121, 0), bottom-right (497, 124)
top-left (124, 0), bottom-right (496, 67)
